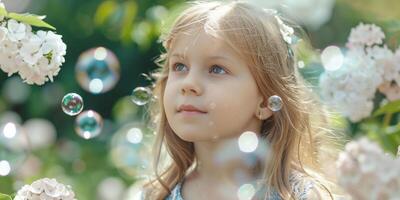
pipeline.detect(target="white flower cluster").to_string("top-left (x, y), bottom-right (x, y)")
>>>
top-left (14, 178), bottom-right (76, 200)
top-left (0, 13), bottom-right (66, 85)
top-left (336, 138), bottom-right (400, 200)
top-left (319, 23), bottom-right (400, 122)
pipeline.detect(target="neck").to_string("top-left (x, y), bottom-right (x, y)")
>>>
top-left (191, 133), bottom-right (267, 187)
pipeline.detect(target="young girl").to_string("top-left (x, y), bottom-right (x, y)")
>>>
top-left (143, 1), bottom-right (340, 199)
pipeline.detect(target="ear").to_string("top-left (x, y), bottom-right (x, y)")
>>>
top-left (255, 97), bottom-right (272, 120)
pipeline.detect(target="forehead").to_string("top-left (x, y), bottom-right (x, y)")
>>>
top-left (169, 28), bottom-right (239, 58)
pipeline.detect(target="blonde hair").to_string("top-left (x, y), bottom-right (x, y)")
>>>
top-left (143, 1), bottom-right (341, 199)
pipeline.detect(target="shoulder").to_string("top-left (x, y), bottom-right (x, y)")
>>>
top-left (301, 186), bottom-right (323, 200)
top-left (289, 172), bottom-right (324, 200)
top-left (165, 181), bottom-right (183, 200)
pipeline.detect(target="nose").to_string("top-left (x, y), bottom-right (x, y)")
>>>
top-left (180, 70), bottom-right (203, 96)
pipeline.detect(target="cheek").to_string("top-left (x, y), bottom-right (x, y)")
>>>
top-left (211, 84), bottom-right (259, 116)
top-left (163, 81), bottom-right (176, 117)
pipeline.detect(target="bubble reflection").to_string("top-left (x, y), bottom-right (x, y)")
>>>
top-left (110, 123), bottom-right (153, 178)
top-left (61, 93), bottom-right (84, 116)
top-left (237, 183), bottom-right (256, 200)
top-left (321, 45), bottom-right (344, 71)
top-left (75, 47), bottom-right (120, 94)
top-left (238, 131), bottom-right (259, 153)
top-left (0, 160), bottom-right (11, 176)
top-left (75, 110), bottom-right (104, 139)
top-left (131, 87), bottom-right (152, 106)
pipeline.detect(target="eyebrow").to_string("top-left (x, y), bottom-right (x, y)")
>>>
top-left (171, 53), bottom-right (231, 61)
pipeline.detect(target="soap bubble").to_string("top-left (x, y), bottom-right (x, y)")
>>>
top-left (75, 47), bottom-right (120, 94)
top-left (0, 121), bottom-right (28, 175)
top-left (131, 87), bottom-right (152, 106)
top-left (61, 93), bottom-right (84, 116)
top-left (110, 123), bottom-right (153, 178)
top-left (237, 183), bottom-right (256, 200)
top-left (75, 110), bottom-right (103, 139)
top-left (321, 45), bottom-right (344, 71)
top-left (0, 160), bottom-right (11, 176)
top-left (238, 131), bottom-right (259, 153)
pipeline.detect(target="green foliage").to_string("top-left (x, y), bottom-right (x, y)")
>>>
top-left (7, 12), bottom-right (55, 30)
top-left (1, 5), bottom-right (55, 30)
top-left (0, 193), bottom-right (11, 200)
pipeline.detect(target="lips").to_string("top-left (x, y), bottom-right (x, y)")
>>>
top-left (177, 104), bottom-right (207, 113)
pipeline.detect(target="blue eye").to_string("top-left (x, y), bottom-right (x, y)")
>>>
top-left (209, 65), bottom-right (227, 74)
top-left (172, 62), bottom-right (188, 72)
top-left (171, 63), bottom-right (227, 75)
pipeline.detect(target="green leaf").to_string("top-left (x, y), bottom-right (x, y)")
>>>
top-left (0, 193), bottom-right (12, 200)
top-left (373, 99), bottom-right (400, 117)
top-left (0, 6), bottom-right (7, 16)
top-left (7, 12), bottom-right (55, 30)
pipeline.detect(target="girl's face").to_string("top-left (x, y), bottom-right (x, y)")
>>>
top-left (164, 29), bottom-right (264, 142)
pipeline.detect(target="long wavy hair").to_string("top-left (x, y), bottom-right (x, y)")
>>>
top-left (143, 1), bottom-right (341, 199)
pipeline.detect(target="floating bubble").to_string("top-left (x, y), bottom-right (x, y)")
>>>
top-left (214, 136), bottom-right (271, 175)
top-left (267, 95), bottom-right (283, 112)
top-left (238, 131), bottom-right (259, 153)
top-left (298, 60), bottom-right (305, 68)
top-left (237, 183), bottom-right (256, 200)
top-left (110, 123), bottom-right (153, 178)
top-left (0, 121), bottom-right (28, 175)
top-left (75, 110), bottom-right (103, 139)
top-left (61, 93), bottom-right (84, 116)
top-left (75, 47), bottom-right (120, 94)
top-left (126, 128), bottom-right (143, 144)
top-left (3, 122), bottom-right (17, 139)
top-left (131, 87), bottom-right (152, 106)
top-left (321, 45), bottom-right (344, 71)
top-left (89, 78), bottom-right (104, 94)
top-left (0, 160), bottom-right (11, 176)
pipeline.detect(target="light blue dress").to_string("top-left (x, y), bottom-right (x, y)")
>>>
top-left (165, 172), bottom-right (315, 200)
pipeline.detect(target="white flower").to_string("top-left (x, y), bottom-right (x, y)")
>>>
top-left (0, 26), bottom-right (7, 42)
top-left (319, 23), bottom-right (400, 121)
top-left (0, 18), bottom-right (67, 85)
top-left (14, 178), bottom-right (76, 200)
top-left (347, 23), bottom-right (385, 49)
top-left (18, 62), bottom-right (47, 85)
top-left (319, 48), bottom-right (382, 122)
top-left (20, 34), bottom-right (43, 65)
top-left (0, 37), bottom-right (19, 53)
top-left (0, 51), bottom-right (19, 76)
top-left (336, 137), bottom-right (400, 200)
top-left (7, 19), bottom-right (27, 42)
top-left (38, 31), bottom-right (66, 55)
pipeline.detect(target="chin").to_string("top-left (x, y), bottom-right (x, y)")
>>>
top-left (174, 130), bottom-right (211, 142)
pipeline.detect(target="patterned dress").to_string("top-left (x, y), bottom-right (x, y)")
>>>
top-left (165, 172), bottom-right (315, 200)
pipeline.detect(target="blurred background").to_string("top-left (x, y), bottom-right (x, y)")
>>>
top-left (0, 0), bottom-right (399, 199)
